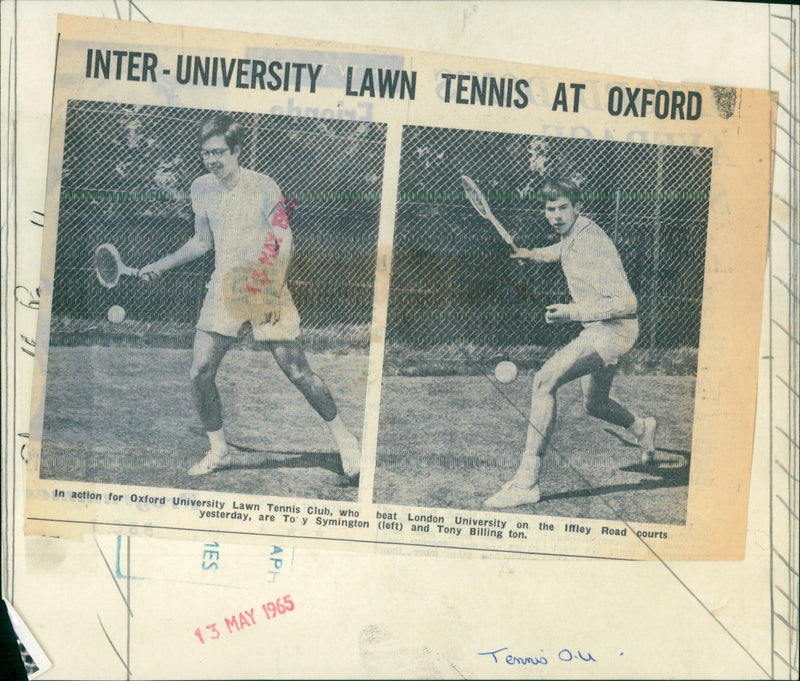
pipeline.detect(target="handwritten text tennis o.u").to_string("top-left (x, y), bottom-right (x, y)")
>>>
top-left (478, 646), bottom-right (599, 665)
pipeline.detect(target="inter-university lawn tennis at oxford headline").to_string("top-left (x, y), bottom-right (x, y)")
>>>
top-left (84, 48), bottom-right (704, 120)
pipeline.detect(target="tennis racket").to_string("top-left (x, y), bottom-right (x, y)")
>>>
top-left (459, 175), bottom-right (517, 249)
top-left (94, 243), bottom-right (138, 288)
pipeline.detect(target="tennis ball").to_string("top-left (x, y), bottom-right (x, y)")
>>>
top-left (494, 360), bottom-right (518, 384)
top-left (107, 305), bottom-right (126, 324)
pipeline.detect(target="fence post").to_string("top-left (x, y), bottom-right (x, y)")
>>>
top-left (649, 146), bottom-right (664, 348)
top-left (614, 188), bottom-right (621, 243)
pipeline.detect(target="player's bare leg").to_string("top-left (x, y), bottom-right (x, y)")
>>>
top-left (269, 340), bottom-right (361, 477)
top-left (580, 367), bottom-right (657, 464)
top-left (485, 339), bottom-right (605, 508)
top-left (188, 329), bottom-right (236, 475)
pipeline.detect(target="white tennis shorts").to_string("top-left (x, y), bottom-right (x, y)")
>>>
top-left (577, 318), bottom-right (639, 366)
top-left (196, 279), bottom-right (301, 342)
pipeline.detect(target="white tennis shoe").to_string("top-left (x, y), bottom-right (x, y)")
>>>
top-left (188, 449), bottom-right (231, 476)
top-left (638, 417), bottom-right (657, 465)
top-left (338, 432), bottom-right (361, 478)
top-left (484, 480), bottom-right (541, 508)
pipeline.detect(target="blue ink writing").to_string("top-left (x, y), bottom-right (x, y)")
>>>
top-left (202, 541), bottom-right (220, 570)
top-left (479, 646), bottom-right (597, 665)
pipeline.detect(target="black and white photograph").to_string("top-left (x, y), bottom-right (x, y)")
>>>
top-left (38, 100), bottom-right (386, 502)
top-left (375, 125), bottom-right (712, 524)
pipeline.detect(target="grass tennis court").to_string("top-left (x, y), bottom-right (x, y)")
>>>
top-left (40, 344), bottom-right (694, 524)
top-left (375, 371), bottom-right (693, 525)
top-left (40, 346), bottom-right (368, 502)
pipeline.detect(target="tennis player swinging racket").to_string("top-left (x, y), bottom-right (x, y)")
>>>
top-left (461, 175), bottom-right (657, 509)
top-left (135, 114), bottom-right (361, 478)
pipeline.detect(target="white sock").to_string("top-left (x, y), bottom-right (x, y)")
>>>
top-left (515, 456), bottom-right (542, 488)
top-left (326, 413), bottom-right (353, 445)
top-left (207, 428), bottom-right (227, 454)
top-left (628, 417), bottom-right (645, 439)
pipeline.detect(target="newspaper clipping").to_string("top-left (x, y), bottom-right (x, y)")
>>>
top-left (26, 16), bottom-right (774, 561)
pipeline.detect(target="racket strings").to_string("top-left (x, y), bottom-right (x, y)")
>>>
top-left (460, 177), bottom-right (491, 219)
top-left (95, 247), bottom-right (120, 287)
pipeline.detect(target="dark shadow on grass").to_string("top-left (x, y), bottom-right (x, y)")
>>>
top-left (219, 448), bottom-right (345, 475)
top-left (191, 431), bottom-right (358, 484)
top-left (215, 449), bottom-right (360, 488)
top-left (602, 427), bottom-right (691, 458)
top-left (539, 463), bottom-right (689, 505)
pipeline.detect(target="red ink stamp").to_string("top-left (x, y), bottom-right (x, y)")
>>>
top-left (193, 594), bottom-right (295, 644)
top-left (246, 267), bottom-right (270, 293)
top-left (257, 232), bottom-right (282, 267)
top-left (270, 196), bottom-right (291, 230)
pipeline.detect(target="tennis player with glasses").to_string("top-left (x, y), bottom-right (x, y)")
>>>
top-left (138, 114), bottom-right (360, 478)
top-left (484, 178), bottom-right (656, 509)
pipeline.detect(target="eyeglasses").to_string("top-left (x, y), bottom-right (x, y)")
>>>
top-left (200, 147), bottom-right (229, 160)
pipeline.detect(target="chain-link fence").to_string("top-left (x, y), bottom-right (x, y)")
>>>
top-left (384, 126), bottom-right (712, 374)
top-left (52, 100), bottom-right (386, 348)
top-left (52, 104), bottom-right (711, 371)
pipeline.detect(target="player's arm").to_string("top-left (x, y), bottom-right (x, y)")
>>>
top-left (511, 243), bottom-right (561, 263)
top-left (139, 214), bottom-right (213, 281)
top-left (546, 294), bottom-right (638, 324)
top-left (261, 191), bottom-right (294, 288)
top-left (268, 221), bottom-right (293, 293)
top-left (249, 195), bottom-right (294, 325)
top-left (565, 292), bottom-right (637, 323)
top-left (546, 233), bottom-right (637, 324)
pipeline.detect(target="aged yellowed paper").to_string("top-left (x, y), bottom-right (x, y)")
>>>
top-left (24, 15), bottom-right (774, 564)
